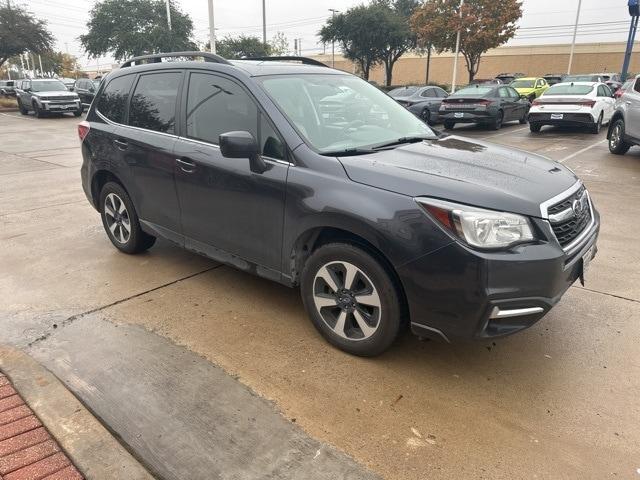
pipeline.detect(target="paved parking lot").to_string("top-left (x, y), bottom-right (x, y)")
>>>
top-left (1, 111), bottom-right (639, 479)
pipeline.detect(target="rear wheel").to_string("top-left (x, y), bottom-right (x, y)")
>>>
top-left (99, 182), bottom-right (156, 254)
top-left (491, 110), bottom-right (504, 130)
top-left (443, 121), bottom-right (455, 130)
top-left (73, 107), bottom-right (82, 117)
top-left (519, 108), bottom-right (528, 124)
top-left (609, 118), bottom-right (631, 155)
top-left (590, 112), bottom-right (603, 134)
top-left (530, 122), bottom-right (542, 133)
top-left (300, 243), bottom-right (402, 357)
top-left (420, 107), bottom-right (432, 125)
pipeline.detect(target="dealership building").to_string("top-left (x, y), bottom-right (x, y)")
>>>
top-left (314, 41), bottom-right (640, 86)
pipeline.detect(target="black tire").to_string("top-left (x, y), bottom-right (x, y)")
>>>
top-left (530, 122), bottom-right (542, 133)
top-left (443, 121), bottom-right (455, 130)
top-left (528, 94), bottom-right (536, 103)
top-left (519, 108), bottom-right (528, 124)
top-left (18, 99), bottom-right (28, 115)
top-left (32, 102), bottom-right (44, 119)
top-left (73, 108), bottom-right (82, 117)
top-left (590, 112), bottom-right (603, 134)
top-left (608, 118), bottom-right (632, 155)
top-left (491, 110), bottom-right (504, 130)
top-left (99, 181), bottom-right (156, 254)
top-left (420, 107), bottom-right (432, 125)
top-left (300, 243), bottom-right (402, 357)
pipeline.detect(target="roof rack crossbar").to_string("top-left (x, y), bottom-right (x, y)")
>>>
top-left (121, 51), bottom-right (231, 68)
top-left (242, 56), bottom-right (327, 67)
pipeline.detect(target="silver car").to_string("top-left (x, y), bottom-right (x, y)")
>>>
top-left (15, 78), bottom-right (82, 118)
top-left (608, 75), bottom-right (640, 155)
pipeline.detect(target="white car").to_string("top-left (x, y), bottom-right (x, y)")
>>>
top-left (528, 82), bottom-right (616, 134)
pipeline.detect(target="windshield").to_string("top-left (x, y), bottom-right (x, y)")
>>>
top-left (388, 86), bottom-right (418, 97)
top-left (544, 84), bottom-right (594, 95)
top-left (510, 80), bottom-right (535, 88)
top-left (259, 74), bottom-right (435, 154)
top-left (452, 86), bottom-right (493, 97)
top-left (31, 80), bottom-right (68, 92)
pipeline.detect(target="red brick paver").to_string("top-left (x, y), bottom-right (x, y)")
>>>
top-left (0, 374), bottom-right (83, 480)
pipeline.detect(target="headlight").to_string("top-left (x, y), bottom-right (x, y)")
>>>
top-left (416, 198), bottom-right (535, 249)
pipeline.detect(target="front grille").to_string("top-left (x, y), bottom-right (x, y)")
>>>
top-left (43, 96), bottom-right (76, 101)
top-left (547, 186), bottom-right (592, 248)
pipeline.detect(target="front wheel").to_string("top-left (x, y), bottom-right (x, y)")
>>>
top-left (99, 182), bottom-right (156, 254)
top-left (443, 121), bottom-right (455, 130)
top-left (609, 119), bottom-right (631, 155)
top-left (530, 122), bottom-right (542, 133)
top-left (32, 102), bottom-right (44, 118)
top-left (18, 100), bottom-right (28, 115)
top-left (300, 243), bottom-right (402, 357)
top-left (420, 108), bottom-right (432, 125)
top-left (73, 108), bottom-right (82, 117)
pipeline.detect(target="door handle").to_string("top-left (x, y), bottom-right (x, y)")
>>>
top-left (176, 158), bottom-right (196, 173)
top-left (113, 139), bottom-right (128, 150)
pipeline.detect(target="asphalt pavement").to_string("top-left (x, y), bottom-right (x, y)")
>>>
top-left (0, 110), bottom-right (638, 480)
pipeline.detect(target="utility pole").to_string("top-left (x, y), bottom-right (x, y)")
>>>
top-left (329, 9), bottom-right (339, 68)
top-left (567, 0), bottom-right (582, 75)
top-left (208, 0), bottom-right (216, 53)
top-left (451, 0), bottom-right (463, 93)
top-left (165, 0), bottom-right (172, 30)
top-left (298, 38), bottom-right (302, 56)
top-left (262, 0), bottom-right (267, 47)
top-left (294, 39), bottom-right (298, 56)
top-left (622, 1), bottom-right (640, 81)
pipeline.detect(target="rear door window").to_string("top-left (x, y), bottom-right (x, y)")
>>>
top-left (128, 72), bottom-right (181, 134)
top-left (186, 72), bottom-right (258, 145)
top-left (96, 74), bottom-right (135, 124)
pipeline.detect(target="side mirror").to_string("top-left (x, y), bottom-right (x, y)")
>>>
top-left (219, 131), bottom-right (268, 173)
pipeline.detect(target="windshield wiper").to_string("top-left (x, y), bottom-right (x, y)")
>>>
top-left (370, 136), bottom-right (432, 150)
top-left (320, 147), bottom-right (376, 157)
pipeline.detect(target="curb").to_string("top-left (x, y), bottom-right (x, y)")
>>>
top-left (0, 346), bottom-right (154, 480)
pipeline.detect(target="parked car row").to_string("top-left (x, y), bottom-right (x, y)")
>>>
top-left (0, 80), bottom-right (16, 97)
top-left (14, 78), bottom-right (83, 118)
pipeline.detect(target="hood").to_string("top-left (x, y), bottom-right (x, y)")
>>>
top-left (338, 135), bottom-right (578, 218)
top-left (34, 90), bottom-right (77, 97)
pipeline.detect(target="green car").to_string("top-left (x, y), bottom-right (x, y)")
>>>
top-left (509, 77), bottom-right (549, 102)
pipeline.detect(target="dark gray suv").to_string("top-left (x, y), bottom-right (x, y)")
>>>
top-left (79, 52), bottom-right (600, 356)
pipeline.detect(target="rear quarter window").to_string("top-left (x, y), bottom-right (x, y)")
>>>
top-left (128, 72), bottom-right (181, 134)
top-left (96, 74), bottom-right (135, 124)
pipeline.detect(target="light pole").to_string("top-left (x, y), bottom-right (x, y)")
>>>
top-left (165, 0), bottom-right (172, 30)
top-left (262, 0), bottom-right (267, 47)
top-left (329, 9), bottom-right (339, 67)
top-left (451, 0), bottom-right (463, 93)
top-left (567, 0), bottom-right (582, 75)
top-left (208, 0), bottom-right (216, 53)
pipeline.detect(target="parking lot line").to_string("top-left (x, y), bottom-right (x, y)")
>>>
top-left (559, 139), bottom-right (607, 163)
top-left (480, 126), bottom-right (529, 139)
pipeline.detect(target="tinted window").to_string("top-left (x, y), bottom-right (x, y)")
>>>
top-left (388, 86), bottom-right (418, 97)
top-left (97, 75), bottom-right (135, 124)
top-left (452, 86), bottom-right (494, 97)
top-left (508, 87), bottom-right (520, 98)
top-left (186, 73), bottom-right (258, 144)
top-left (129, 72), bottom-right (181, 134)
top-left (420, 88), bottom-right (434, 97)
top-left (435, 88), bottom-right (447, 98)
top-left (498, 87), bottom-right (510, 98)
top-left (511, 80), bottom-right (535, 88)
top-left (260, 113), bottom-right (284, 160)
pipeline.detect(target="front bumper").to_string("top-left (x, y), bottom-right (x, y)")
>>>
top-left (40, 100), bottom-right (81, 112)
top-left (398, 209), bottom-right (600, 342)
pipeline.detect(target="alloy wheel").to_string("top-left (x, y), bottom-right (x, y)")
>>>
top-left (104, 193), bottom-right (131, 244)
top-left (610, 122), bottom-right (622, 149)
top-left (312, 261), bottom-right (381, 341)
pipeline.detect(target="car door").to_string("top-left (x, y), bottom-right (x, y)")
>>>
top-left (508, 87), bottom-right (527, 118)
top-left (21, 80), bottom-right (33, 105)
top-left (75, 80), bottom-right (87, 105)
top-left (173, 71), bottom-right (289, 274)
top-left (103, 71), bottom-right (184, 241)
top-left (598, 85), bottom-right (615, 122)
top-left (498, 87), bottom-right (515, 120)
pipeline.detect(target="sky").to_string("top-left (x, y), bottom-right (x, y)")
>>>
top-left (17, 0), bottom-right (635, 69)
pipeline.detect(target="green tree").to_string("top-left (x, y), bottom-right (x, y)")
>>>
top-left (0, 4), bottom-right (54, 70)
top-left (412, 0), bottom-right (522, 83)
top-left (373, 0), bottom-right (419, 86)
top-left (319, 5), bottom-right (385, 81)
top-left (213, 35), bottom-right (271, 59)
top-left (38, 51), bottom-right (81, 77)
top-left (80, 0), bottom-right (196, 61)
top-left (269, 32), bottom-right (289, 56)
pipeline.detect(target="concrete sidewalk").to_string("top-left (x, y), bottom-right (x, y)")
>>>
top-left (0, 346), bottom-right (154, 480)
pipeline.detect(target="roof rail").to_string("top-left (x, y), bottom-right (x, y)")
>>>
top-left (121, 51), bottom-right (231, 68)
top-left (242, 56), bottom-right (327, 67)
